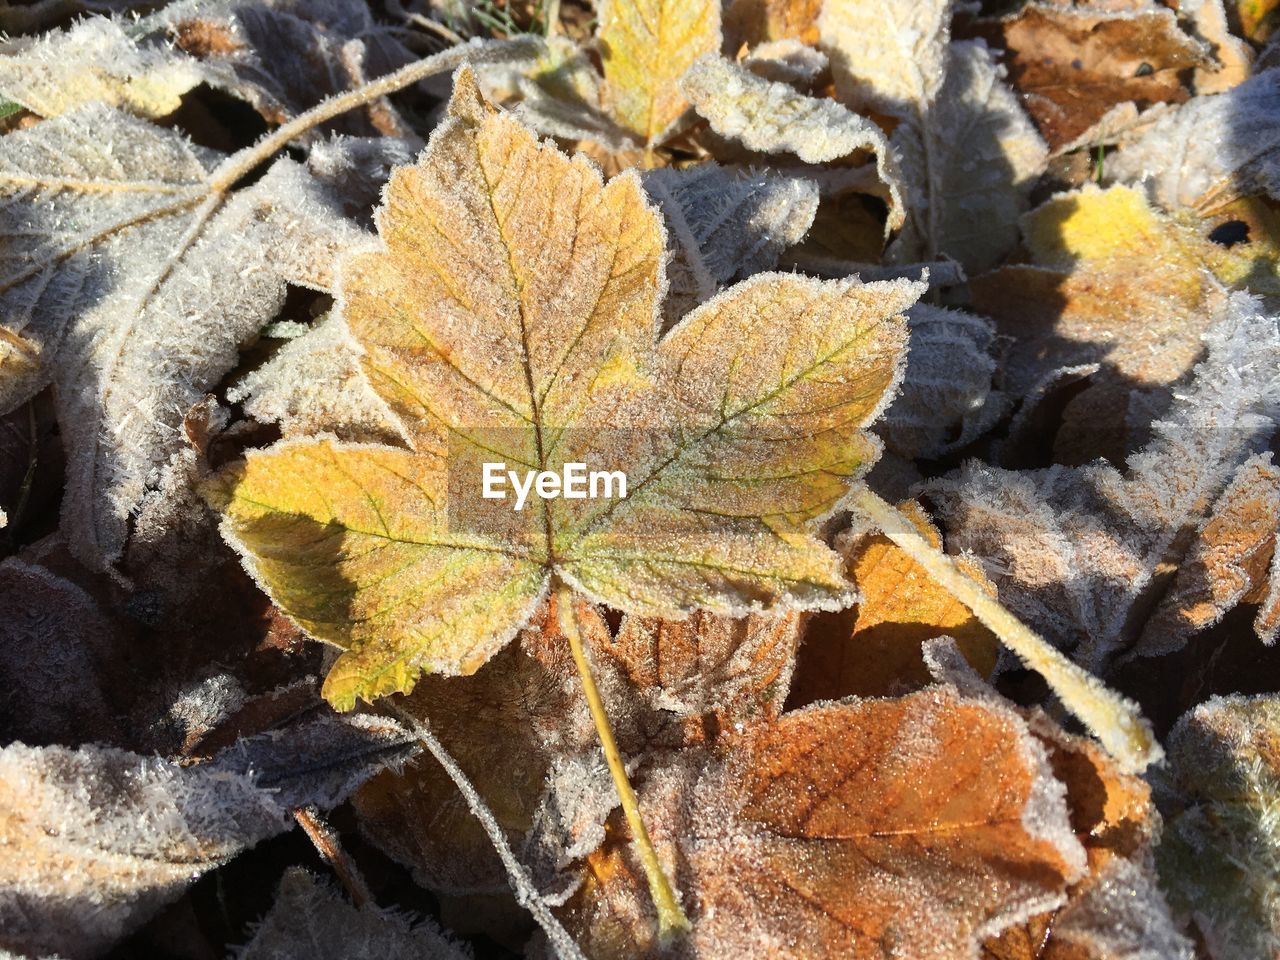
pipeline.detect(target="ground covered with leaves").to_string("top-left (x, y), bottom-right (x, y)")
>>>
top-left (1, 0), bottom-right (1279, 958)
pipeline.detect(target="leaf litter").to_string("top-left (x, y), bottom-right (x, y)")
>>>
top-left (0, 1), bottom-right (1277, 958)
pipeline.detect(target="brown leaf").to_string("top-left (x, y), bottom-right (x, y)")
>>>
top-left (561, 686), bottom-right (1087, 959)
top-left (1135, 453), bottom-right (1280, 655)
top-left (976, 2), bottom-right (1207, 152)
top-left (724, 0), bottom-right (822, 46)
top-left (790, 501), bottom-right (1000, 703)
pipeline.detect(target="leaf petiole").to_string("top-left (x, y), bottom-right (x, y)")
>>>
top-left (851, 485), bottom-right (1163, 773)
top-left (555, 584), bottom-right (691, 939)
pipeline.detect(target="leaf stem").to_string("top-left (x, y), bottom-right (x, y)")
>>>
top-left (851, 485), bottom-right (1163, 773)
top-left (384, 702), bottom-right (588, 960)
top-left (555, 585), bottom-right (691, 939)
top-left (207, 37), bottom-right (543, 192)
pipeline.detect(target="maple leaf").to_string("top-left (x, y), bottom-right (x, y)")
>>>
top-left (596, 0), bottom-right (721, 148)
top-left (1160, 694), bottom-right (1280, 959)
top-left (819, 0), bottom-right (1048, 271)
top-left (972, 2), bottom-right (1209, 153)
top-left (208, 68), bottom-right (920, 712)
top-left (0, 38), bottom-right (534, 567)
top-left (560, 686), bottom-right (1088, 960)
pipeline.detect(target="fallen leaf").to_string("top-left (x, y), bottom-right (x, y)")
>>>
top-left (161, 0), bottom-right (415, 135)
top-left (975, 2), bottom-right (1207, 152)
top-left (820, 0), bottom-right (1048, 271)
top-left (0, 556), bottom-right (125, 746)
top-left (1135, 453), bottom-right (1280, 655)
top-left (972, 183), bottom-right (1280, 463)
top-left (1185, 0), bottom-right (1254, 95)
top-left (789, 501), bottom-right (1000, 703)
top-left (724, 0), bottom-right (821, 46)
top-left (1108, 67), bottom-right (1280, 211)
top-left (597, 0), bottom-right (721, 147)
top-left (878, 304), bottom-right (1008, 459)
top-left (927, 292), bottom-right (1280, 668)
top-left (235, 868), bottom-right (473, 960)
top-left (0, 103), bottom-right (366, 566)
top-left (0, 714), bottom-right (413, 960)
top-left (679, 54), bottom-right (904, 231)
top-left (641, 163), bottom-right (819, 325)
top-left (228, 312), bottom-right (404, 443)
top-left (1160, 694), bottom-right (1280, 959)
top-left (209, 69), bottom-right (920, 710)
top-left (561, 686), bottom-right (1087, 959)
top-left (602, 609), bottom-right (802, 736)
top-left (0, 16), bottom-right (203, 119)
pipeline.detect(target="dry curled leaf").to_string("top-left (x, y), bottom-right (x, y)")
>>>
top-left (562, 686), bottom-right (1087, 959)
top-left (208, 69), bottom-right (920, 710)
top-left (597, 0), bottom-right (721, 147)
top-left (976, 2), bottom-right (1208, 152)
top-left (724, 0), bottom-right (821, 46)
top-left (679, 54), bottom-right (904, 232)
top-left (820, 0), bottom-right (1047, 271)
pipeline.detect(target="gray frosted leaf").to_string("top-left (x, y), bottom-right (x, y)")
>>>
top-left (1109, 68), bottom-right (1280, 209)
top-left (0, 557), bottom-right (123, 747)
top-left (680, 55), bottom-right (903, 229)
top-left (878, 304), bottom-right (1008, 459)
top-left (0, 16), bottom-right (203, 119)
top-left (820, 0), bottom-right (1047, 272)
top-left (0, 742), bottom-right (295, 960)
top-left (228, 313), bottom-right (403, 443)
top-left (0, 103), bottom-right (365, 567)
top-left (236, 868), bottom-right (473, 960)
top-left (0, 715), bottom-right (418, 959)
top-left (1161, 694), bottom-right (1280, 960)
top-left (642, 163), bottom-right (818, 325)
top-left (208, 712), bottom-right (422, 812)
top-left (927, 293), bottom-right (1280, 666)
top-left (159, 0), bottom-right (415, 136)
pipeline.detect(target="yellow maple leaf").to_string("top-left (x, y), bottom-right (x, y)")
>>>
top-left (206, 67), bottom-right (918, 713)
top-left (597, 0), bottom-right (721, 147)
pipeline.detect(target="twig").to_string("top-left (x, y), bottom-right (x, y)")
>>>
top-left (208, 37), bottom-right (542, 192)
top-left (293, 805), bottom-right (375, 909)
top-left (557, 586), bottom-right (691, 938)
top-left (852, 485), bottom-right (1163, 773)
top-left (385, 703), bottom-right (589, 960)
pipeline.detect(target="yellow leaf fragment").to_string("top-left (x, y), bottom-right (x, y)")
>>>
top-left (211, 69), bottom-right (920, 709)
top-left (791, 501), bottom-right (999, 703)
top-left (597, 0), bottom-right (721, 146)
top-left (973, 183), bottom-right (1280, 461)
